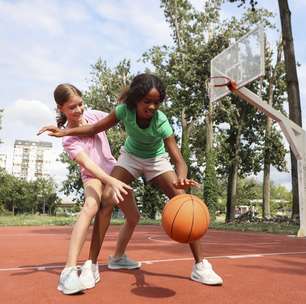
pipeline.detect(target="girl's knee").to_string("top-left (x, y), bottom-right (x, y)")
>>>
top-left (99, 201), bottom-right (114, 217)
top-left (81, 200), bottom-right (99, 218)
top-left (126, 209), bottom-right (140, 227)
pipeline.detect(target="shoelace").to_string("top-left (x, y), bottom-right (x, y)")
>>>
top-left (200, 261), bottom-right (212, 270)
top-left (61, 267), bottom-right (77, 284)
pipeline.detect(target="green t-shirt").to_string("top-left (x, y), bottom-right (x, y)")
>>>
top-left (115, 104), bottom-right (173, 159)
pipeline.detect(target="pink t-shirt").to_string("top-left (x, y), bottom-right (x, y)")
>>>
top-left (62, 109), bottom-right (117, 182)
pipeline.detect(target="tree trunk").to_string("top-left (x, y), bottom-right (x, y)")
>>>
top-left (278, 0), bottom-right (302, 219)
top-left (226, 115), bottom-right (244, 222)
top-left (206, 100), bottom-right (213, 152)
top-left (181, 108), bottom-right (192, 181)
top-left (226, 160), bottom-right (239, 223)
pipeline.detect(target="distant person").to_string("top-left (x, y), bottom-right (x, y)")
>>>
top-left (38, 83), bottom-right (135, 295)
top-left (39, 74), bottom-right (223, 286)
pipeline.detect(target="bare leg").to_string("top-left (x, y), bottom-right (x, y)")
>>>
top-left (110, 166), bottom-right (140, 257)
top-left (89, 194), bottom-right (114, 264)
top-left (65, 179), bottom-right (102, 267)
top-left (150, 171), bottom-right (203, 263)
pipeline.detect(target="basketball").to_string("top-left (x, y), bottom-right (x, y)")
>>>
top-left (161, 194), bottom-right (210, 243)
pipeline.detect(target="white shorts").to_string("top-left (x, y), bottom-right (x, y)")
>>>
top-left (115, 147), bottom-right (174, 182)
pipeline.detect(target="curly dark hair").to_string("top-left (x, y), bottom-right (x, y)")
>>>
top-left (120, 73), bottom-right (166, 109)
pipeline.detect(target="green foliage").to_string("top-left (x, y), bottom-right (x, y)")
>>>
top-left (133, 179), bottom-right (167, 219)
top-left (211, 219), bottom-right (298, 235)
top-left (0, 169), bottom-right (59, 215)
top-left (56, 1), bottom-right (290, 219)
top-left (84, 58), bottom-right (132, 112)
top-left (228, 0), bottom-right (257, 11)
top-left (233, 178), bottom-right (292, 217)
top-left (203, 150), bottom-right (219, 217)
top-left (143, 0), bottom-right (224, 187)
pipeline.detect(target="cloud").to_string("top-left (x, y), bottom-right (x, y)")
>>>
top-left (0, 1), bottom-right (90, 35)
top-left (91, 0), bottom-right (172, 47)
top-left (0, 1), bottom-right (63, 35)
top-left (4, 99), bottom-right (54, 129)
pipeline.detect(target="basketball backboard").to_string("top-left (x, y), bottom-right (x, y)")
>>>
top-left (208, 25), bottom-right (306, 238)
top-left (210, 24), bottom-right (265, 102)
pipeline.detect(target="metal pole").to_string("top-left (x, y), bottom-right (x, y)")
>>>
top-left (232, 86), bottom-right (306, 237)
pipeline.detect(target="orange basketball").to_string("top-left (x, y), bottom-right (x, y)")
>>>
top-left (161, 194), bottom-right (210, 243)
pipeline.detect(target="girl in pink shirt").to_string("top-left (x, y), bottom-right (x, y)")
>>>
top-left (40, 83), bottom-right (132, 295)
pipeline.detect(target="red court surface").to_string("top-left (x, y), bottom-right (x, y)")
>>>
top-left (0, 225), bottom-right (306, 304)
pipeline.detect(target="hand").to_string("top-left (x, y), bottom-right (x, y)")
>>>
top-left (173, 178), bottom-right (200, 190)
top-left (107, 177), bottom-right (133, 205)
top-left (37, 125), bottom-right (66, 137)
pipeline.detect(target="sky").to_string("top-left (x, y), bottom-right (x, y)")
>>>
top-left (0, 0), bottom-right (305, 190)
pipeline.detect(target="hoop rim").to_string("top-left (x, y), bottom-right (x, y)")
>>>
top-left (208, 76), bottom-right (238, 90)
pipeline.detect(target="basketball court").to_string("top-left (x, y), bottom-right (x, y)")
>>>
top-left (0, 225), bottom-right (306, 304)
top-left (1, 24), bottom-right (305, 304)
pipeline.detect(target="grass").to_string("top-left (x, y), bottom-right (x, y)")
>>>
top-left (0, 214), bottom-right (300, 235)
top-left (0, 215), bottom-right (76, 226)
top-left (210, 220), bottom-right (299, 235)
top-left (0, 214), bottom-right (160, 227)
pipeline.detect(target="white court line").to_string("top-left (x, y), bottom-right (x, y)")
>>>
top-left (147, 236), bottom-right (280, 246)
top-left (0, 251), bottom-right (305, 272)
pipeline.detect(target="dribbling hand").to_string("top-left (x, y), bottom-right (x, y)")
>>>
top-left (173, 178), bottom-right (200, 190)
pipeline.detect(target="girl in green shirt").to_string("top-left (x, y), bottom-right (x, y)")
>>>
top-left (38, 73), bottom-right (223, 286)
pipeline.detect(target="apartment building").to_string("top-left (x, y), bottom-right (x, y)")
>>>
top-left (0, 153), bottom-right (6, 170)
top-left (12, 140), bottom-right (52, 180)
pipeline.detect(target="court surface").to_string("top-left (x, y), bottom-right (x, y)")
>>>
top-left (0, 225), bottom-right (306, 304)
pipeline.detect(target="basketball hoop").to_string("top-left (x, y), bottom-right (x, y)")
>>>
top-left (208, 76), bottom-right (238, 90)
top-left (206, 76), bottom-right (238, 101)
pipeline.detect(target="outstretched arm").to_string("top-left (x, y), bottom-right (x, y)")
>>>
top-left (164, 135), bottom-right (200, 189)
top-left (37, 110), bottom-right (118, 137)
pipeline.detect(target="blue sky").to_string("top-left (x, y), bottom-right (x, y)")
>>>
top-left (0, 0), bottom-right (305, 188)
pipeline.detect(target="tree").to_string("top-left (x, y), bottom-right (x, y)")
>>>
top-left (135, 180), bottom-right (166, 219)
top-left (33, 178), bottom-right (60, 215)
top-left (142, 2), bottom-right (288, 223)
top-left (228, 0), bottom-right (303, 221)
top-left (143, 0), bottom-right (223, 208)
top-left (278, 0), bottom-right (302, 219)
top-left (0, 169), bottom-right (59, 215)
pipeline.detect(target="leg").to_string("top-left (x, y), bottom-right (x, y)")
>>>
top-left (150, 171), bottom-right (203, 263)
top-left (88, 191), bottom-right (114, 264)
top-left (65, 179), bottom-right (103, 267)
top-left (110, 166), bottom-right (140, 258)
top-left (58, 179), bottom-right (103, 294)
top-left (78, 184), bottom-right (114, 290)
top-left (151, 171), bottom-right (223, 285)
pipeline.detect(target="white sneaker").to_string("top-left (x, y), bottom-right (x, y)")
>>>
top-left (191, 259), bottom-right (223, 285)
top-left (79, 260), bottom-right (100, 289)
top-left (108, 255), bottom-right (141, 270)
top-left (57, 266), bottom-right (85, 295)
